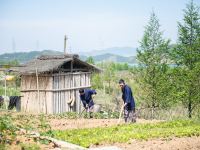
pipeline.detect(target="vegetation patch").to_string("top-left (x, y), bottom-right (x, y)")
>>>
top-left (51, 120), bottom-right (200, 148)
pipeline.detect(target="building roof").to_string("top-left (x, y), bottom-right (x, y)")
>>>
top-left (19, 54), bottom-right (101, 75)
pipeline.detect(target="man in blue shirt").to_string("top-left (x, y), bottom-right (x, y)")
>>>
top-left (119, 79), bottom-right (136, 123)
top-left (79, 89), bottom-right (97, 118)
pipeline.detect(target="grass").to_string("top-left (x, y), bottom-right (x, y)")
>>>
top-left (51, 119), bottom-right (200, 148)
top-left (0, 86), bottom-right (20, 96)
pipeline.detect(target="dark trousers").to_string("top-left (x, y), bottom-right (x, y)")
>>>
top-left (124, 108), bottom-right (136, 123)
top-left (86, 105), bottom-right (94, 118)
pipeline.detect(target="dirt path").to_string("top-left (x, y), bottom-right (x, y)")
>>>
top-left (49, 118), bottom-right (162, 130)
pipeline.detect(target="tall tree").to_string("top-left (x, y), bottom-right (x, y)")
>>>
top-left (137, 11), bottom-right (170, 118)
top-left (86, 56), bottom-right (95, 65)
top-left (173, 0), bottom-right (200, 118)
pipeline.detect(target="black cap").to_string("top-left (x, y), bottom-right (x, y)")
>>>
top-left (79, 89), bottom-right (84, 93)
top-left (119, 79), bottom-right (125, 84)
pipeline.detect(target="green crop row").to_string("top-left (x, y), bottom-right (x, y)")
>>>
top-left (51, 120), bottom-right (200, 148)
top-left (46, 112), bottom-right (120, 119)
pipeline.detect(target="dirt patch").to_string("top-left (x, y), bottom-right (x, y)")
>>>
top-left (49, 118), bottom-right (162, 130)
top-left (2, 134), bottom-right (56, 150)
top-left (93, 136), bottom-right (200, 150)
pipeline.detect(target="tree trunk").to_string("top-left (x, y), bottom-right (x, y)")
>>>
top-left (151, 66), bottom-right (156, 119)
top-left (188, 100), bottom-right (192, 118)
top-left (188, 91), bottom-right (192, 118)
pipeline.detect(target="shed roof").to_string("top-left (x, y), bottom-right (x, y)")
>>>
top-left (19, 54), bottom-right (101, 75)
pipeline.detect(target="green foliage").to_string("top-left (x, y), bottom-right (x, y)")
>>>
top-left (93, 62), bottom-right (118, 94)
top-left (0, 59), bottom-right (20, 66)
top-left (0, 50), bottom-right (62, 63)
top-left (175, 0), bottom-right (200, 66)
top-left (52, 120), bottom-right (200, 148)
top-left (91, 73), bottom-right (103, 89)
top-left (46, 112), bottom-right (119, 120)
top-left (0, 71), bottom-right (21, 97)
top-left (170, 0), bottom-right (200, 118)
top-left (38, 114), bottom-right (51, 133)
top-left (92, 62), bottom-right (133, 94)
top-left (38, 139), bottom-right (50, 145)
top-left (47, 112), bottom-right (78, 119)
top-left (0, 114), bottom-right (17, 146)
top-left (0, 86), bottom-right (20, 96)
top-left (137, 11), bottom-right (170, 65)
top-left (97, 62), bottom-right (131, 71)
top-left (136, 11), bottom-right (171, 118)
top-left (86, 56), bottom-right (95, 64)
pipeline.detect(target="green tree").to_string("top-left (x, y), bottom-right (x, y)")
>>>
top-left (172, 0), bottom-right (200, 118)
top-left (136, 11), bottom-right (170, 118)
top-left (103, 63), bottom-right (116, 94)
top-left (86, 56), bottom-right (95, 65)
top-left (91, 73), bottom-right (103, 89)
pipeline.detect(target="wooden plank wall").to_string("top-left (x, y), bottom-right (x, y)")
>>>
top-left (20, 75), bottom-right (53, 113)
top-left (21, 72), bottom-right (91, 114)
top-left (53, 72), bottom-right (91, 114)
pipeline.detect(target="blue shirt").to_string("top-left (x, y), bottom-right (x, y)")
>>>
top-left (80, 89), bottom-right (96, 108)
top-left (122, 85), bottom-right (135, 110)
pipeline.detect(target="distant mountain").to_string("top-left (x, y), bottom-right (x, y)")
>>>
top-left (91, 53), bottom-right (137, 64)
top-left (79, 47), bottom-right (137, 57)
top-left (0, 49), bottom-right (137, 64)
top-left (0, 50), bottom-right (63, 63)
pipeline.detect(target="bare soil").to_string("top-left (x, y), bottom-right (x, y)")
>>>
top-left (96, 136), bottom-right (200, 150)
top-left (49, 118), bottom-right (162, 130)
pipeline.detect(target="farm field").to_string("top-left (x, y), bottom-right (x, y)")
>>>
top-left (1, 111), bottom-right (200, 150)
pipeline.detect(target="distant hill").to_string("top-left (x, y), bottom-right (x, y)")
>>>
top-left (79, 47), bottom-right (137, 57)
top-left (91, 53), bottom-right (137, 64)
top-left (0, 50), bottom-right (137, 64)
top-left (0, 50), bottom-right (63, 63)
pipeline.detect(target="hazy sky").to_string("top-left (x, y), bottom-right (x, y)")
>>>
top-left (0, 0), bottom-right (199, 54)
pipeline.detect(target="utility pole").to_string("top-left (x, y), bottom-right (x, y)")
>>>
top-left (64, 35), bottom-right (68, 54)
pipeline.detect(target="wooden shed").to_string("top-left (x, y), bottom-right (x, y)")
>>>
top-left (19, 54), bottom-right (100, 114)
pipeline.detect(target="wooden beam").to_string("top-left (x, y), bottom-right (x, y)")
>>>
top-left (52, 72), bottom-right (91, 76)
top-left (60, 68), bottom-right (89, 72)
top-left (21, 85), bottom-right (91, 92)
top-left (21, 72), bottom-right (91, 77)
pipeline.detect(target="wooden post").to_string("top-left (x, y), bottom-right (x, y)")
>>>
top-left (64, 35), bottom-right (68, 54)
top-left (70, 60), bottom-right (73, 73)
top-left (4, 76), bottom-right (6, 96)
top-left (35, 62), bottom-right (40, 112)
top-left (4, 75), bottom-right (7, 109)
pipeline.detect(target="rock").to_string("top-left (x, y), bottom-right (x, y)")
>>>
top-left (93, 104), bottom-right (101, 113)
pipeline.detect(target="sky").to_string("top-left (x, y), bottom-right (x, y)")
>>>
top-left (0, 0), bottom-right (199, 54)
